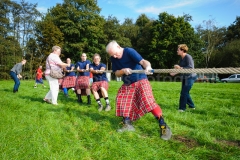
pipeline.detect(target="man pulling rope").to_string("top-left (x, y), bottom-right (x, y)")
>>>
top-left (106, 40), bottom-right (172, 140)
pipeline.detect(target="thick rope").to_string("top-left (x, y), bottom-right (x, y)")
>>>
top-left (72, 67), bottom-right (240, 74)
top-left (103, 67), bottom-right (240, 74)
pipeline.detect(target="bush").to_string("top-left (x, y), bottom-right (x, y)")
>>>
top-left (0, 72), bottom-right (11, 80)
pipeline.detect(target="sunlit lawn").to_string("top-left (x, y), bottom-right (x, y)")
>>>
top-left (0, 80), bottom-right (239, 159)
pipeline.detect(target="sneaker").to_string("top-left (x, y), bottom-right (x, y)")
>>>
top-left (98, 104), bottom-right (103, 112)
top-left (160, 124), bottom-right (172, 140)
top-left (189, 107), bottom-right (195, 110)
top-left (178, 109), bottom-right (185, 112)
top-left (117, 124), bottom-right (135, 132)
top-left (105, 104), bottom-right (111, 111)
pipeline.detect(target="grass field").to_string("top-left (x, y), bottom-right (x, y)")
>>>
top-left (0, 80), bottom-right (239, 160)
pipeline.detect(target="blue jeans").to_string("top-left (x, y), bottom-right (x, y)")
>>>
top-left (10, 71), bottom-right (20, 92)
top-left (179, 76), bottom-right (197, 110)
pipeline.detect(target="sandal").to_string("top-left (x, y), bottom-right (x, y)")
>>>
top-left (43, 98), bottom-right (51, 104)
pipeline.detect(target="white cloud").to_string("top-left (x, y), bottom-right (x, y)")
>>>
top-left (37, 7), bottom-right (48, 13)
top-left (136, 1), bottom-right (198, 15)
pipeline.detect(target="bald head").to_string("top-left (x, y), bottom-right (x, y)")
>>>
top-left (106, 40), bottom-right (123, 59)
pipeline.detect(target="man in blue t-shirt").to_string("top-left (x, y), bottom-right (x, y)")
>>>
top-left (106, 40), bottom-right (171, 140)
top-left (89, 53), bottom-right (111, 112)
top-left (61, 58), bottom-right (76, 97)
top-left (75, 53), bottom-right (91, 104)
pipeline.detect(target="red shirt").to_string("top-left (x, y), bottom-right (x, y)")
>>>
top-left (36, 68), bottom-right (43, 80)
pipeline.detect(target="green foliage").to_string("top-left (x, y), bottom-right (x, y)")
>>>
top-left (0, 72), bottom-right (11, 79)
top-left (146, 12), bottom-right (202, 69)
top-left (213, 39), bottom-right (240, 67)
top-left (0, 80), bottom-right (240, 159)
top-left (226, 16), bottom-right (240, 41)
top-left (44, 0), bottom-right (106, 62)
top-left (35, 17), bottom-right (64, 56)
top-left (1, 0), bottom-right (239, 80)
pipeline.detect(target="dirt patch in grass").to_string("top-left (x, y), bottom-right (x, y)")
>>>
top-left (216, 139), bottom-right (240, 148)
top-left (173, 135), bottom-right (198, 148)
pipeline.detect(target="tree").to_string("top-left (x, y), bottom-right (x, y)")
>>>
top-left (134, 14), bottom-right (153, 59)
top-left (102, 15), bottom-right (132, 69)
top-left (226, 16), bottom-right (240, 41)
top-left (120, 18), bottom-right (138, 47)
top-left (147, 12), bottom-right (202, 69)
top-left (44, 0), bottom-right (105, 62)
top-left (214, 39), bottom-right (240, 67)
top-left (0, 0), bottom-right (22, 78)
top-left (196, 18), bottom-right (226, 68)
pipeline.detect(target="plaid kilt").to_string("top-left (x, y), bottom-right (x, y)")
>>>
top-left (116, 79), bottom-right (160, 121)
top-left (75, 76), bottom-right (90, 90)
top-left (62, 76), bottom-right (76, 88)
top-left (91, 81), bottom-right (109, 92)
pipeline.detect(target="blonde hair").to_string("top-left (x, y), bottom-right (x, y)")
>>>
top-left (81, 53), bottom-right (87, 57)
top-left (178, 44), bottom-right (188, 53)
top-left (52, 46), bottom-right (61, 52)
top-left (106, 40), bottom-right (119, 53)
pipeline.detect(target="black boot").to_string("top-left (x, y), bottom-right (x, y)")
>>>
top-left (158, 116), bottom-right (172, 140)
top-left (77, 94), bottom-right (82, 103)
top-left (117, 117), bottom-right (135, 132)
top-left (87, 95), bottom-right (91, 105)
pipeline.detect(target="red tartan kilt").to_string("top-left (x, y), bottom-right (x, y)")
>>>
top-left (91, 81), bottom-right (108, 92)
top-left (75, 76), bottom-right (90, 90)
top-left (115, 79), bottom-right (160, 121)
top-left (62, 76), bottom-right (76, 88)
top-left (58, 78), bottom-right (63, 85)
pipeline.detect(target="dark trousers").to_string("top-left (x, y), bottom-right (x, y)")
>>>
top-left (179, 76), bottom-right (197, 110)
top-left (10, 71), bottom-right (20, 92)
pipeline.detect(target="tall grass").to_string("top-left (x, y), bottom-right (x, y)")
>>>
top-left (0, 80), bottom-right (239, 160)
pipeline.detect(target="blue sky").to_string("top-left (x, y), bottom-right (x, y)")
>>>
top-left (15, 0), bottom-right (240, 28)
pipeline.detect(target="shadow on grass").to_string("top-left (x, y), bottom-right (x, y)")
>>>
top-left (46, 104), bottom-right (119, 130)
top-left (19, 95), bottom-right (47, 103)
top-left (3, 88), bottom-right (12, 92)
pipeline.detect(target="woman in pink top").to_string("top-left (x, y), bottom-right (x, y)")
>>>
top-left (43, 46), bottom-right (68, 105)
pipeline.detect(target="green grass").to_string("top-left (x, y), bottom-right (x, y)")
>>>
top-left (0, 80), bottom-right (240, 160)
